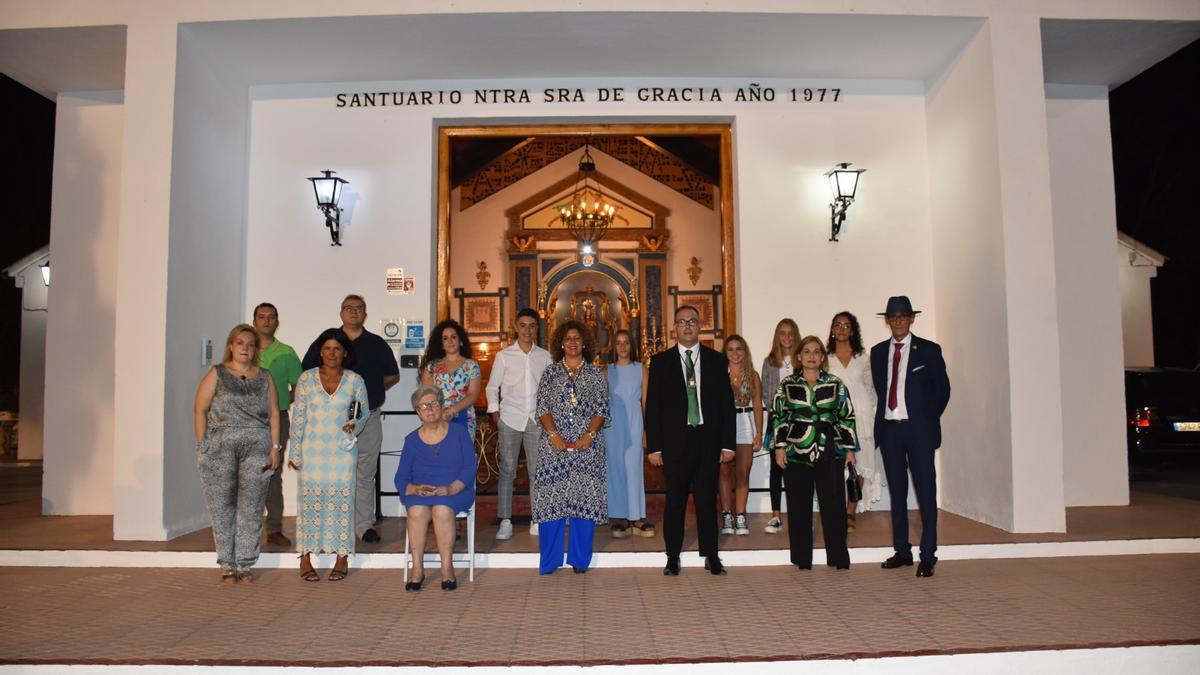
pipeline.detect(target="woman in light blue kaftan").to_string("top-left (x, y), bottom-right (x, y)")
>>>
top-left (288, 329), bottom-right (369, 581)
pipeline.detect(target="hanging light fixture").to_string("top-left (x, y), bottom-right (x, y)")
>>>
top-left (559, 142), bottom-right (615, 267)
top-left (307, 170), bottom-right (349, 246)
top-left (825, 162), bottom-right (866, 242)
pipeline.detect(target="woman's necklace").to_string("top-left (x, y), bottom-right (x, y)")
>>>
top-left (563, 360), bottom-right (583, 406)
top-left (226, 363), bottom-right (250, 380)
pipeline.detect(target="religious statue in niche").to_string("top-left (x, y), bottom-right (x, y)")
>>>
top-left (687, 257), bottom-right (703, 286)
top-left (568, 285), bottom-right (618, 360)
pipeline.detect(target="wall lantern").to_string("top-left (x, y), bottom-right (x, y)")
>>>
top-left (824, 163), bottom-right (866, 242)
top-left (39, 261), bottom-right (50, 286)
top-left (307, 170), bottom-right (349, 246)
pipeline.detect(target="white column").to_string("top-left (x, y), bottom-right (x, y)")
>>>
top-left (988, 16), bottom-right (1067, 532)
top-left (112, 20), bottom-right (178, 540)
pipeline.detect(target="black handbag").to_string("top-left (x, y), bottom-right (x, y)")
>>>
top-left (846, 462), bottom-right (863, 502)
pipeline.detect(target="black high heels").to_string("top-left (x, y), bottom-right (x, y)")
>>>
top-left (441, 578), bottom-right (458, 591)
top-left (405, 577), bottom-right (424, 592)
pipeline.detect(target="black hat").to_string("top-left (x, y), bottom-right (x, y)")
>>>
top-left (878, 296), bottom-right (922, 317)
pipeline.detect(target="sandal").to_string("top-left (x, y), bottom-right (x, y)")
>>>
top-left (221, 571), bottom-right (238, 585)
top-left (611, 522), bottom-right (629, 539)
top-left (328, 556), bottom-right (348, 582)
top-left (299, 554), bottom-right (320, 582)
top-left (846, 514), bottom-right (857, 534)
top-left (631, 521), bottom-right (656, 538)
top-left (237, 570), bottom-right (254, 584)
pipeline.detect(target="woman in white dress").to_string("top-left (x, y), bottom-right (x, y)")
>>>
top-left (825, 311), bottom-right (881, 531)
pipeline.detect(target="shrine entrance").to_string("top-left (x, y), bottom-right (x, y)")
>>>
top-left (436, 124), bottom-right (734, 497)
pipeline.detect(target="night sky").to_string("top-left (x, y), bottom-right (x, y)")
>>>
top-left (1, 38), bottom-right (1197, 410)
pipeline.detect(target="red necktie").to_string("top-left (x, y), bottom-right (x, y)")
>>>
top-left (887, 342), bottom-right (902, 411)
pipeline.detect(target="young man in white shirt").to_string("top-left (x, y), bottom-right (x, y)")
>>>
top-left (486, 308), bottom-right (553, 540)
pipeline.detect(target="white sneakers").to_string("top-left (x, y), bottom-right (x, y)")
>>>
top-left (721, 511), bottom-right (735, 535)
top-left (735, 513), bottom-right (750, 535)
top-left (764, 516), bottom-right (782, 534)
top-left (530, 522), bottom-right (539, 537)
top-left (496, 519), bottom-right (513, 540)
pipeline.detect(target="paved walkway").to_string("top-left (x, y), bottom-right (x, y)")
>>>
top-left (2, 554), bottom-right (1198, 666)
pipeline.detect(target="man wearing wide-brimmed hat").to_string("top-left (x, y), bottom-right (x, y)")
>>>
top-left (869, 296), bottom-right (950, 578)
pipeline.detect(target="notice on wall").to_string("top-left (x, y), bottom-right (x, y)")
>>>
top-left (380, 318), bottom-right (404, 346)
top-left (404, 320), bottom-right (425, 350)
top-left (386, 267), bottom-right (411, 295)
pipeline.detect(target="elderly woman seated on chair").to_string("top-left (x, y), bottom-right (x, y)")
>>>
top-left (395, 385), bottom-right (477, 591)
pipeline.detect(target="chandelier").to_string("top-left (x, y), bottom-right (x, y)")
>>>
top-left (559, 143), bottom-right (615, 260)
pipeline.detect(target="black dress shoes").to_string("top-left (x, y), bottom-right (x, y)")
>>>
top-left (916, 561), bottom-right (935, 578)
top-left (663, 556), bottom-right (681, 576)
top-left (442, 578), bottom-right (458, 591)
top-left (362, 528), bottom-right (381, 543)
top-left (704, 556), bottom-right (727, 575)
top-left (405, 577), bottom-right (424, 592)
top-left (572, 566), bottom-right (588, 574)
top-left (881, 553), bottom-right (914, 569)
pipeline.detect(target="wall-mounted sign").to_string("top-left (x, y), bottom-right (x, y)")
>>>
top-left (386, 267), bottom-right (416, 295)
top-left (404, 320), bottom-right (425, 350)
top-left (336, 83), bottom-right (844, 109)
top-left (380, 318), bottom-right (404, 346)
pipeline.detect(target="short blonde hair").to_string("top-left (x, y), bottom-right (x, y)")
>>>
top-left (222, 324), bottom-right (260, 366)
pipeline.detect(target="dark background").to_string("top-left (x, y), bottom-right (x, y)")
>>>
top-left (1, 38), bottom-right (1198, 410)
top-left (1110, 38), bottom-right (1200, 369)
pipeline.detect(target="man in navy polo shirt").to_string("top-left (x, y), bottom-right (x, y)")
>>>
top-left (302, 294), bottom-right (400, 543)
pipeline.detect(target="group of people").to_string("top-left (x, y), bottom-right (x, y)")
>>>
top-left (192, 291), bottom-right (949, 587)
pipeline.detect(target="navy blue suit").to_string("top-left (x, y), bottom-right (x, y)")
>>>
top-left (870, 333), bottom-right (950, 564)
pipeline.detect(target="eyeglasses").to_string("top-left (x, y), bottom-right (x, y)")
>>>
top-left (416, 401), bottom-right (441, 411)
top-left (675, 318), bottom-right (699, 327)
top-left (832, 322), bottom-right (851, 329)
top-left (341, 305), bottom-right (365, 313)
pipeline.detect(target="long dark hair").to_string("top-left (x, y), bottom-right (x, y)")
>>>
top-left (825, 311), bottom-right (865, 357)
top-left (418, 319), bottom-right (473, 376)
top-left (612, 328), bottom-right (639, 363)
top-left (550, 320), bottom-right (596, 363)
top-left (315, 328), bottom-right (356, 369)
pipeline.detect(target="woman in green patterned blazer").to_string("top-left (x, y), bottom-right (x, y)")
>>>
top-left (769, 335), bottom-right (858, 571)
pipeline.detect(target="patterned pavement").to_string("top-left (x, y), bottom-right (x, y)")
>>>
top-left (1, 554), bottom-right (1199, 666)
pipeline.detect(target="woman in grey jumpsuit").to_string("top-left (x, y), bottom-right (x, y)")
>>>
top-left (193, 324), bottom-right (281, 584)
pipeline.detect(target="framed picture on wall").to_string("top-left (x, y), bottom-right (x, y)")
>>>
top-left (455, 287), bottom-right (509, 339)
top-left (669, 285), bottom-right (722, 340)
top-left (676, 294), bottom-right (715, 332)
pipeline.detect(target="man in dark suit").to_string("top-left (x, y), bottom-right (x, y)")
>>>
top-left (646, 305), bottom-right (737, 576)
top-left (870, 296), bottom-right (951, 578)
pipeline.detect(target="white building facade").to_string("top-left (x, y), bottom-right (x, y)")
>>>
top-left (2, 1), bottom-right (1198, 539)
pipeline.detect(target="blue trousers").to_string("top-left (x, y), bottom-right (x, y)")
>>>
top-left (537, 518), bottom-right (596, 574)
top-left (878, 421), bottom-right (938, 564)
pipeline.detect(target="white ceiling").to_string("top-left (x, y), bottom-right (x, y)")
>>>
top-left (1, 13), bottom-right (1197, 99)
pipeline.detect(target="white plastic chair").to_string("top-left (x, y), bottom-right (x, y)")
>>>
top-left (403, 503), bottom-right (475, 582)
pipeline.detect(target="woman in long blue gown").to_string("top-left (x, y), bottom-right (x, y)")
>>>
top-left (605, 329), bottom-right (653, 538)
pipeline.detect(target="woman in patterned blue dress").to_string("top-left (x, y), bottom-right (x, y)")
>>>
top-left (287, 329), bottom-right (369, 582)
top-left (533, 321), bottom-right (609, 574)
top-left (419, 319), bottom-right (481, 439)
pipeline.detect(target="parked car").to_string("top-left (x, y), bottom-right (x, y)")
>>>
top-left (1125, 367), bottom-right (1200, 461)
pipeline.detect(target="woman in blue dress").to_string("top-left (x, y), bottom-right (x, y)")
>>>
top-left (395, 384), bottom-right (477, 591)
top-left (533, 321), bottom-right (609, 574)
top-left (605, 329), bottom-right (653, 539)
